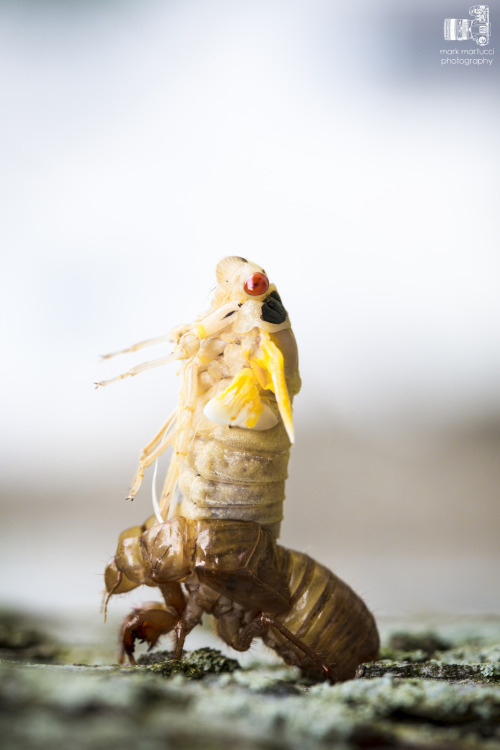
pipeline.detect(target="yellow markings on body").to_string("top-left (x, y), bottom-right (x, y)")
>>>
top-left (210, 368), bottom-right (264, 428)
top-left (250, 333), bottom-right (294, 444)
top-left (195, 323), bottom-right (207, 339)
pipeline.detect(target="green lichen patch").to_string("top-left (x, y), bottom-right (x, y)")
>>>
top-left (138, 648), bottom-right (240, 679)
top-left (438, 643), bottom-right (500, 666)
top-left (2, 653), bottom-right (500, 749)
top-left (138, 657), bottom-right (205, 679)
top-left (378, 647), bottom-right (430, 663)
top-left (188, 647), bottom-right (241, 674)
top-left (2, 613), bottom-right (500, 749)
top-left (367, 630), bottom-right (500, 685)
top-left (358, 660), bottom-right (500, 683)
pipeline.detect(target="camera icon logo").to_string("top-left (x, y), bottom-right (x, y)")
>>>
top-left (444, 5), bottom-right (491, 46)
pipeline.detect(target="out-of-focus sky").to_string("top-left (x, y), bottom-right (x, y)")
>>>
top-left (1, 0), bottom-right (499, 618)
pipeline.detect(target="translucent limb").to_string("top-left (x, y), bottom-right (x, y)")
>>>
top-left (127, 357), bottom-right (199, 505)
top-left (95, 353), bottom-right (175, 388)
top-left (151, 457), bottom-right (163, 524)
top-left (193, 301), bottom-right (239, 339)
top-left (101, 333), bottom-right (173, 360)
top-left (127, 421), bottom-right (181, 501)
top-left (158, 454), bottom-right (180, 522)
top-left (174, 359), bottom-right (199, 463)
top-left (141, 409), bottom-right (179, 460)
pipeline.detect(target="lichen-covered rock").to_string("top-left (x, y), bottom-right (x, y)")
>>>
top-left (358, 660), bottom-right (500, 683)
top-left (138, 647), bottom-right (240, 679)
top-left (1, 611), bottom-right (500, 750)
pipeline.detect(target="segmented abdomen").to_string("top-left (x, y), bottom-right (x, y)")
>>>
top-left (265, 547), bottom-right (380, 681)
top-left (178, 419), bottom-right (291, 537)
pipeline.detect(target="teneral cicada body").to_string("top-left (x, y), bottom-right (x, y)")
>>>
top-left (101, 257), bottom-right (379, 681)
top-left (98, 256), bottom-right (301, 537)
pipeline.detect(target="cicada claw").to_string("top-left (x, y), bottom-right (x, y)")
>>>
top-left (118, 602), bottom-right (182, 665)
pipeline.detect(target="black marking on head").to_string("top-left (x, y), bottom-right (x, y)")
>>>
top-left (261, 291), bottom-right (287, 325)
top-left (223, 310), bottom-right (236, 319)
top-left (238, 257), bottom-right (248, 263)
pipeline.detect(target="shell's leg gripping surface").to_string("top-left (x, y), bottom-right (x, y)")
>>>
top-left (105, 518), bottom-right (196, 664)
top-left (259, 614), bottom-right (338, 683)
top-left (118, 589), bottom-right (185, 665)
top-left (171, 592), bottom-right (206, 660)
top-left (105, 517), bottom-right (297, 665)
top-left (216, 609), bottom-right (337, 683)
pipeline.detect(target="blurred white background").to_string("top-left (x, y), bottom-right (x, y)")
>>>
top-left (1, 0), bottom-right (499, 620)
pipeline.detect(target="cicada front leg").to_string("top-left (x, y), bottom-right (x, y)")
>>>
top-left (169, 583), bottom-right (219, 660)
top-left (95, 354), bottom-right (176, 388)
top-left (123, 352), bottom-right (203, 513)
top-left (104, 516), bottom-right (198, 663)
top-left (118, 589), bottom-right (185, 665)
top-left (121, 356), bottom-right (200, 508)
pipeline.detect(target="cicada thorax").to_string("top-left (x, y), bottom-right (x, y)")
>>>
top-left (263, 546), bottom-right (380, 681)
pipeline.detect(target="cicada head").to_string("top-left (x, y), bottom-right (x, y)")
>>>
top-left (214, 256), bottom-right (288, 328)
top-left (205, 257), bottom-right (300, 442)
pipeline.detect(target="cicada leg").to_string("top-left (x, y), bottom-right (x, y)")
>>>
top-left (103, 515), bottom-right (159, 619)
top-left (95, 353), bottom-right (176, 388)
top-left (118, 587), bottom-right (186, 665)
top-left (101, 333), bottom-right (174, 360)
top-left (170, 581), bottom-right (222, 659)
top-left (106, 518), bottom-right (197, 664)
top-left (171, 596), bottom-right (204, 660)
top-left (126, 355), bottom-right (200, 507)
top-left (259, 614), bottom-right (338, 683)
top-left (141, 410), bottom-right (179, 459)
top-left (102, 560), bottom-right (139, 623)
top-left (155, 358), bottom-right (200, 518)
top-left (126, 413), bottom-right (181, 502)
top-left (217, 610), bottom-right (337, 683)
top-left (156, 453), bottom-right (179, 522)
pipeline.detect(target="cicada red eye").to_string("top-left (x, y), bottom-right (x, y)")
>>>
top-left (244, 272), bottom-right (269, 296)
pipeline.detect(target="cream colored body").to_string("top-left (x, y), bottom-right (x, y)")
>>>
top-left (98, 257), bottom-right (301, 536)
top-left (175, 332), bottom-right (297, 536)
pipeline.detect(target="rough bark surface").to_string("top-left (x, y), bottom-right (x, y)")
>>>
top-left (1, 609), bottom-right (500, 750)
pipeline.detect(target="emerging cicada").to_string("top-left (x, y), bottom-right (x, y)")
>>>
top-left (100, 257), bottom-right (379, 681)
top-left (98, 256), bottom-right (300, 536)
